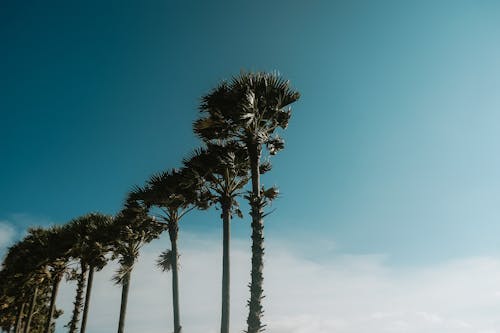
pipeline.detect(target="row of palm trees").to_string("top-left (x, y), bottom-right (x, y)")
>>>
top-left (0, 72), bottom-right (300, 333)
top-left (0, 209), bottom-right (162, 333)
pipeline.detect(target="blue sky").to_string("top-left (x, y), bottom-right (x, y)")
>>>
top-left (2, 1), bottom-right (500, 331)
top-left (2, 0), bottom-right (500, 264)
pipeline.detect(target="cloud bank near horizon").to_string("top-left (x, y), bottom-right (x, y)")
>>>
top-left (52, 233), bottom-right (500, 333)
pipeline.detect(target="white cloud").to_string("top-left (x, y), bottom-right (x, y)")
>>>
top-left (0, 222), bottom-right (16, 250)
top-left (54, 233), bottom-right (500, 333)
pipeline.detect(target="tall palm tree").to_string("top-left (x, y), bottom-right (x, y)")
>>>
top-left (1, 264), bottom-right (30, 331)
top-left (14, 302), bottom-right (25, 333)
top-left (112, 196), bottom-right (165, 333)
top-left (43, 226), bottom-right (73, 333)
top-left (0, 267), bottom-right (26, 333)
top-left (132, 168), bottom-right (208, 333)
top-left (0, 244), bottom-right (27, 332)
top-left (66, 265), bottom-right (86, 333)
top-left (65, 213), bottom-right (113, 333)
top-left (44, 263), bottom-right (64, 333)
top-left (4, 230), bottom-right (54, 333)
top-left (7, 229), bottom-right (51, 333)
top-left (22, 279), bottom-right (54, 333)
top-left (23, 283), bottom-right (39, 333)
top-left (80, 215), bottom-right (114, 333)
top-left (0, 228), bottom-right (59, 333)
top-left (183, 141), bottom-right (249, 333)
top-left (194, 72), bottom-right (300, 333)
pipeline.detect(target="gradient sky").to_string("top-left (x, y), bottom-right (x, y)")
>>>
top-left (3, 1), bottom-right (500, 332)
top-left (2, 0), bottom-right (500, 267)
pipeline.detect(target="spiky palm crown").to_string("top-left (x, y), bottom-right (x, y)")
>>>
top-left (65, 213), bottom-right (113, 270)
top-left (194, 72), bottom-right (300, 152)
top-left (131, 168), bottom-right (207, 223)
top-left (183, 141), bottom-right (251, 217)
top-left (2, 228), bottom-right (47, 271)
top-left (1, 228), bottom-right (55, 289)
top-left (113, 196), bottom-right (165, 244)
top-left (111, 195), bottom-right (165, 284)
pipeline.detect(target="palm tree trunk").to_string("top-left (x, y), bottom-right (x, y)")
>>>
top-left (169, 224), bottom-right (181, 333)
top-left (80, 265), bottom-right (94, 333)
top-left (68, 263), bottom-right (88, 333)
top-left (246, 143), bottom-right (265, 333)
top-left (14, 302), bottom-right (25, 333)
top-left (44, 272), bottom-right (63, 333)
top-left (23, 287), bottom-right (38, 333)
top-left (116, 271), bottom-right (131, 333)
top-left (220, 197), bottom-right (231, 333)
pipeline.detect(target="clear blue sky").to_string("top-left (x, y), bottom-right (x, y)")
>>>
top-left (2, 0), bottom-right (500, 266)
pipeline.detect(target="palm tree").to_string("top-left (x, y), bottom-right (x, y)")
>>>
top-left (65, 264), bottom-right (86, 333)
top-left (0, 269), bottom-right (24, 333)
top-left (1, 260), bottom-right (30, 332)
top-left (183, 141), bottom-right (249, 333)
top-left (194, 72), bottom-right (300, 333)
top-left (112, 195), bottom-right (165, 333)
top-left (44, 263), bottom-right (64, 333)
top-left (1, 228), bottom-right (54, 333)
top-left (43, 226), bottom-right (73, 333)
top-left (132, 168), bottom-right (208, 333)
top-left (0, 245), bottom-right (26, 332)
top-left (24, 283), bottom-right (39, 333)
top-left (10, 229), bottom-right (49, 333)
top-left (65, 213), bottom-right (113, 333)
top-left (1, 227), bottom-right (64, 333)
top-left (11, 301), bottom-right (24, 333)
top-left (80, 215), bottom-right (114, 333)
top-left (14, 302), bottom-right (25, 333)
top-left (22, 279), bottom-right (54, 333)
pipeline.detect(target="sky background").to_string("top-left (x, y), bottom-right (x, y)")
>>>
top-left (1, 1), bottom-right (500, 332)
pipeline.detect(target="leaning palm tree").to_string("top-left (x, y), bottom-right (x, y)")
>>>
top-left (23, 279), bottom-right (53, 333)
top-left (183, 141), bottom-right (249, 333)
top-left (132, 168), bottom-right (208, 333)
top-left (0, 285), bottom-right (17, 333)
top-left (0, 276), bottom-right (21, 333)
top-left (112, 196), bottom-right (165, 333)
top-left (65, 213), bottom-right (113, 333)
top-left (43, 226), bottom-right (73, 333)
top-left (43, 261), bottom-right (65, 333)
top-left (194, 72), bottom-right (300, 333)
top-left (0, 263), bottom-right (29, 333)
top-left (0, 241), bottom-right (27, 332)
top-left (1, 227), bottom-right (54, 333)
top-left (79, 215), bottom-right (114, 333)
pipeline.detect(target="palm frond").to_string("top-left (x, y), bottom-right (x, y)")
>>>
top-left (112, 263), bottom-right (133, 285)
top-left (157, 250), bottom-right (175, 272)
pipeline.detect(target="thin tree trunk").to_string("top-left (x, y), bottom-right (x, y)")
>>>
top-left (68, 263), bottom-right (88, 333)
top-left (24, 287), bottom-right (38, 333)
top-left (80, 265), bottom-right (94, 333)
top-left (116, 271), bottom-right (131, 333)
top-left (168, 224), bottom-right (181, 333)
top-left (44, 272), bottom-right (63, 333)
top-left (246, 143), bottom-right (265, 333)
top-left (14, 302), bottom-right (25, 333)
top-left (220, 197), bottom-right (231, 333)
